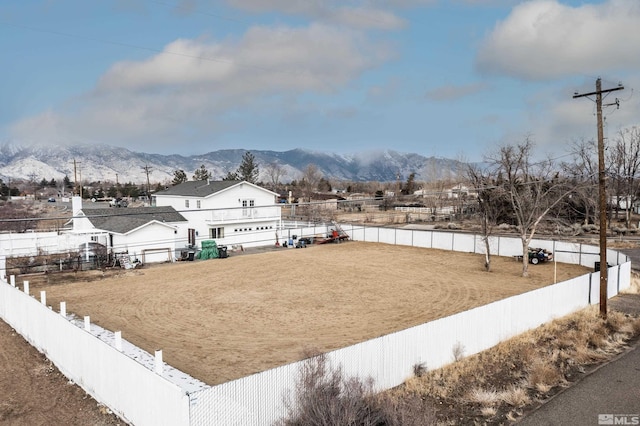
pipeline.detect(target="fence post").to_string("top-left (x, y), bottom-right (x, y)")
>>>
top-left (115, 331), bottom-right (122, 351)
top-left (23, 280), bottom-right (29, 296)
top-left (60, 301), bottom-right (66, 317)
top-left (40, 291), bottom-right (46, 306)
top-left (10, 275), bottom-right (15, 287)
top-left (155, 350), bottom-right (163, 374)
top-left (579, 243), bottom-right (582, 266)
top-left (84, 316), bottom-right (91, 331)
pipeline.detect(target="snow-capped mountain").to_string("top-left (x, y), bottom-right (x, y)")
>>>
top-left (0, 142), bottom-right (466, 184)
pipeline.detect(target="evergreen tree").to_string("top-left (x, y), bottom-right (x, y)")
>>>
top-left (237, 151), bottom-right (259, 184)
top-left (172, 169), bottom-right (188, 185)
top-left (193, 165), bottom-right (211, 181)
top-left (222, 171), bottom-right (239, 181)
top-left (401, 173), bottom-right (416, 195)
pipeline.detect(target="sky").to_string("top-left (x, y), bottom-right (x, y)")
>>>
top-left (1, 0), bottom-right (639, 162)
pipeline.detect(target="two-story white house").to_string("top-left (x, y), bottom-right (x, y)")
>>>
top-left (151, 180), bottom-right (281, 249)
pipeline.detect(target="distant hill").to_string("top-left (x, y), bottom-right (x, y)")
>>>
top-left (0, 142), bottom-right (468, 185)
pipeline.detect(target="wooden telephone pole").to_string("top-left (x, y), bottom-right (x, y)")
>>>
top-left (573, 78), bottom-right (624, 319)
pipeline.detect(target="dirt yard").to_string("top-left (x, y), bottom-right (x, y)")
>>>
top-left (0, 319), bottom-right (122, 425)
top-left (20, 241), bottom-right (590, 386)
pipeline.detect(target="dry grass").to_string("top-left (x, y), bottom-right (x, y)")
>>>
top-left (396, 305), bottom-right (640, 424)
top-left (279, 352), bottom-right (436, 426)
top-left (623, 272), bottom-right (640, 294)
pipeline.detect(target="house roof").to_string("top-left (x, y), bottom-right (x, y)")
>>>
top-left (155, 180), bottom-right (278, 197)
top-left (81, 206), bottom-right (187, 234)
top-left (155, 180), bottom-right (240, 197)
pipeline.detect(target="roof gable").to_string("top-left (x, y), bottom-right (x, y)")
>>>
top-left (81, 206), bottom-right (187, 234)
top-left (155, 180), bottom-right (278, 198)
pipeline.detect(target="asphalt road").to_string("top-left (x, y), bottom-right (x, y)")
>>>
top-left (517, 337), bottom-right (640, 426)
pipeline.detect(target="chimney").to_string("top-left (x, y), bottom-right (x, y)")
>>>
top-left (72, 196), bottom-right (83, 231)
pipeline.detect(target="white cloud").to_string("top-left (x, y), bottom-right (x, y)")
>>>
top-left (10, 24), bottom-right (393, 153)
top-left (517, 75), bottom-right (640, 157)
top-left (476, 0), bottom-right (640, 80)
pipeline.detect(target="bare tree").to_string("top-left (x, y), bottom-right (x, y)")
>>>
top-left (466, 164), bottom-right (508, 272)
top-left (264, 161), bottom-right (284, 191)
top-left (562, 138), bottom-right (598, 226)
top-left (301, 164), bottom-right (323, 202)
top-left (489, 138), bottom-right (572, 277)
top-left (609, 127), bottom-right (640, 228)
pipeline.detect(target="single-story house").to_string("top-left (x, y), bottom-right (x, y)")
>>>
top-left (71, 197), bottom-right (188, 264)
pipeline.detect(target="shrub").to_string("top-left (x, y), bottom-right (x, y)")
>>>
top-left (279, 353), bottom-right (436, 426)
top-left (412, 362), bottom-right (427, 378)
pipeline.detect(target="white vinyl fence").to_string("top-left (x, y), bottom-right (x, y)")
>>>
top-left (187, 225), bottom-right (631, 425)
top-left (0, 225), bottom-right (632, 426)
top-left (0, 277), bottom-right (194, 426)
top-left (0, 231), bottom-right (93, 257)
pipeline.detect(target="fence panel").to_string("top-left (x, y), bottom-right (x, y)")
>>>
top-left (451, 233), bottom-right (476, 253)
top-left (363, 226), bottom-right (381, 243)
top-left (432, 232), bottom-right (454, 251)
top-left (376, 227), bottom-right (397, 245)
top-left (619, 261), bottom-right (631, 292)
top-left (553, 241), bottom-right (582, 265)
top-left (395, 229), bottom-right (414, 247)
top-left (0, 281), bottom-right (190, 426)
top-left (496, 236), bottom-right (521, 257)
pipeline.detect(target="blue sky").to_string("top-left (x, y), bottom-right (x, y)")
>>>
top-left (1, 0), bottom-right (639, 162)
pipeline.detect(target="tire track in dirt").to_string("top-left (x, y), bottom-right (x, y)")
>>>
top-left (34, 242), bottom-right (589, 386)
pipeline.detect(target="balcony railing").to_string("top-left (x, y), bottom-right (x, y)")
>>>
top-left (205, 206), bottom-right (281, 223)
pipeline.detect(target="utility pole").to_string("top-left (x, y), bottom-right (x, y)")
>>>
top-left (72, 159), bottom-right (81, 196)
top-left (142, 164), bottom-right (152, 198)
top-left (573, 78), bottom-right (624, 319)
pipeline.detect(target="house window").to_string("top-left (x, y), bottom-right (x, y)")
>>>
top-left (197, 200), bottom-right (201, 209)
top-left (241, 199), bottom-right (255, 217)
top-left (210, 227), bottom-right (224, 239)
top-left (185, 200), bottom-right (190, 208)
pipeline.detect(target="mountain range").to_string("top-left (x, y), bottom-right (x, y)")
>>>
top-left (0, 142), bottom-right (466, 185)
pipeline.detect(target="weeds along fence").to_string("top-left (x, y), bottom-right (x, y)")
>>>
top-left (0, 225), bottom-right (632, 426)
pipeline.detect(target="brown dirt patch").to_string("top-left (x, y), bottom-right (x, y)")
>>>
top-left (24, 241), bottom-right (590, 386)
top-left (0, 319), bottom-right (123, 426)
